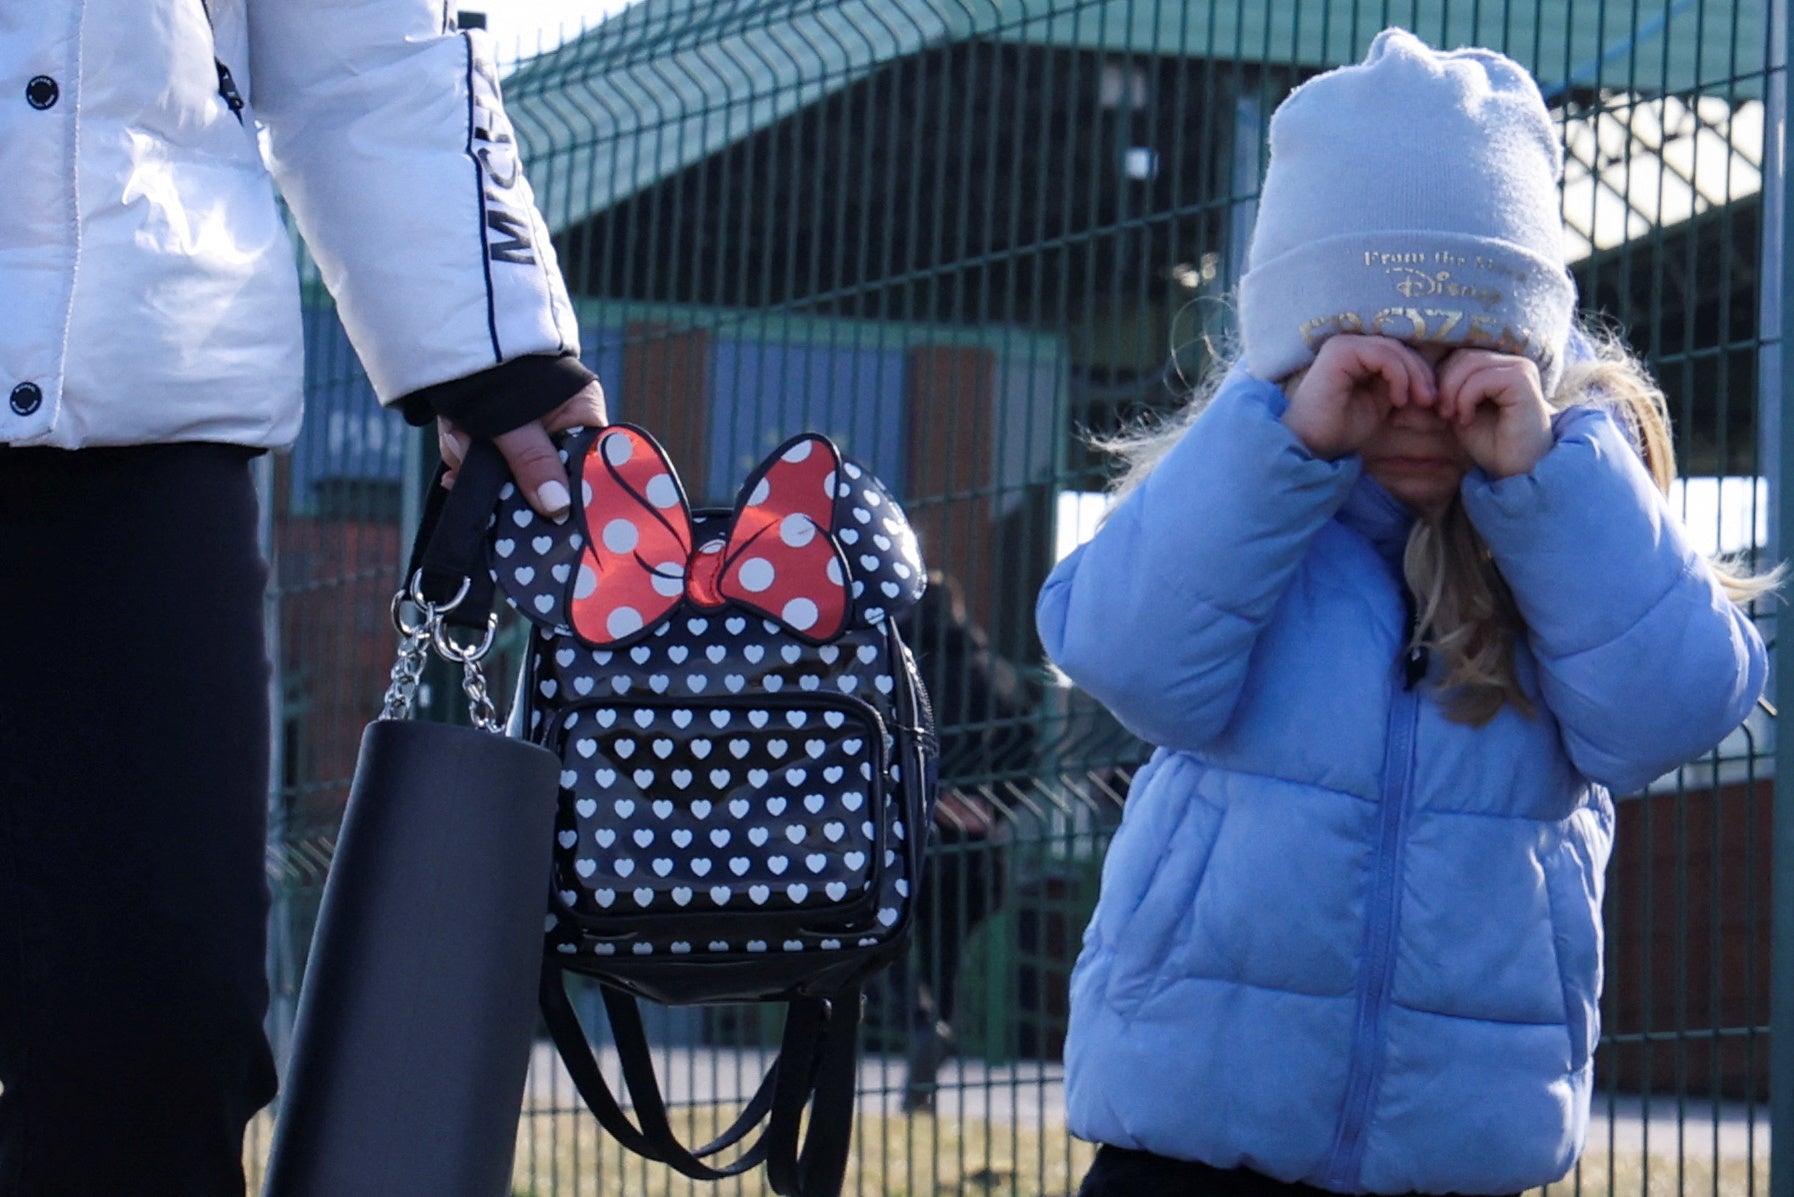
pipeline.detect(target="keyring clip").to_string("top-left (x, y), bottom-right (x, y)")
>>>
top-left (433, 614), bottom-right (498, 664)
top-left (392, 572), bottom-right (473, 637)
top-left (407, 570), bottom-right (471, 616)
top-left (390, 591), bottom-right (430, 638)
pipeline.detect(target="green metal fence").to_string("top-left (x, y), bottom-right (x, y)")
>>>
top-left (254, 2), bottom-right (1791, 1193)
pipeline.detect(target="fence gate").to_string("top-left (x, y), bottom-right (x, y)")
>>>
top-left (256, 2), bottom-right (1790, 1194)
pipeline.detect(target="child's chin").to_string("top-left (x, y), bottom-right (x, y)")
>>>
top-left (1386, 479), bottom-right (1462, 517)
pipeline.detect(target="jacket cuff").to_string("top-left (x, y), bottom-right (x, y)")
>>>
top-left (1461, 405), bottom-right (1698, 657)
top-left (396, 353), bottom-right (597, 436)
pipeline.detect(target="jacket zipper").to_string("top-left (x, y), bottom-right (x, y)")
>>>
top-left (214, 61), bottom-right (245, 121)
top-left (1323, 630), bottom-right (1423, 1189)
top-left (197, 0), bottom-right (245, 123)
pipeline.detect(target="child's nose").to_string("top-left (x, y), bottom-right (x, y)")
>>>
top-left (1390, 401), bottom-right (1449, 430)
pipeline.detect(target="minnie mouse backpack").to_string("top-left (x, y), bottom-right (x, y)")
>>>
top-left (487, 424), bottom-right (938, 1197)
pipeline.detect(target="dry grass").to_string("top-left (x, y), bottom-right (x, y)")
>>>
top-left (509, 1107), bottom-right (1097, 1197)
top-left (242, 1108), bottom-right (1769, 1197)
top-left (1539, 1150), bottom-right (1769, 1197)
top-left (505, 1111), bottom-right (1773, 1197)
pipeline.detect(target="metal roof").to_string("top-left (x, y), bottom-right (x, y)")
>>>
top-left (1562, 93), bottom-right (1763, 261)
top-left (505, 0), bottom-right (1767, 255)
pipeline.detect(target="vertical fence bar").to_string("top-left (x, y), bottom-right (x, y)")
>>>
top-left (1774, 0), bottom-right (1794, 1189)
top-left (252, 450), bottom-right (285, 1180)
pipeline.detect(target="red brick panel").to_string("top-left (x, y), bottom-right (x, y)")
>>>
top-left (623, 323), bottom-right (711, 499)
top-left (1601, 779), bottom-right (1773, 1099)
top-left (907, 344), bottom-right (996, 629)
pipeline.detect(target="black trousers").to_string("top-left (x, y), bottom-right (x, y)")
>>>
top-left (1078, 1145), bottom-right (1521, 1197)
top-left (0, 445), bottom-right (279, 1195)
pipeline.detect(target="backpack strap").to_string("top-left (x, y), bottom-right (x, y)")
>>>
top-left (598, 983), bottom-right (779, 1174)
top-left (763, 984), bottom-right (861, 1197)
top-left (538, 963), bottom-right (861, 1196)
top-left (539, 963), bottom-right (770, 1172)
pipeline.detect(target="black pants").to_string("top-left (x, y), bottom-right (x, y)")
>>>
top-left (1078, 1146), bottom-right (1521, 1197)
top-left (0, 445), bottom-right (279, 1195)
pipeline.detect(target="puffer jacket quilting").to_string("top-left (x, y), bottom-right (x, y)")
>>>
top-left (2, 0), bottom-right (579, 449)
top-left (1036, 371), bottom-right (1764, 1194)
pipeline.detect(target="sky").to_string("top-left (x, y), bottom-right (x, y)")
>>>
top-left (465, 0), bottom-right (639, 63)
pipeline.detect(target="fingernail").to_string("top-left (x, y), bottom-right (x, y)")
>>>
top-left (537, 479), bottom-right (572, 522)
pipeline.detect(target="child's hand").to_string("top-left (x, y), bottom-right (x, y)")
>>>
top-left (1282, 335), bottom-right (1437, 460)
top-left (1436, 349), bottom-right (1553, 478)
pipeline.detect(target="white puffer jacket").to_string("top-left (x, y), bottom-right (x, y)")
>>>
top-left (2, 0), bottom-right (581, 449)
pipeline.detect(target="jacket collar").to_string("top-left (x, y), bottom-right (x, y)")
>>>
top-left (1337, 475), bottom-right (1417, 571)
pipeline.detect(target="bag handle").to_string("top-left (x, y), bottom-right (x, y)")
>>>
top-left (539, 964), bottom-right (862, 1196)
top-left (404, 440), bottom-right (511, 631)
top-left (378, 441), bottom-right (514, 726)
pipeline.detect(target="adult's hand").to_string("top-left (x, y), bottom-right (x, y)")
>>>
top-left (436, 379), bottom-right (608, 520)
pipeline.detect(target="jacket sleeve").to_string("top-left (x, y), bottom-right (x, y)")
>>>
top-left (246, 0), bottom-right (583, 409)
top-left (1462, 405), bottom-right (1768, 794)
top-left (1036, 371), bottom-right (1360, 751)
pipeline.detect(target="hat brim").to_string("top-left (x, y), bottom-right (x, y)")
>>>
top-left (1238, 230), bottom-right (1576, 393)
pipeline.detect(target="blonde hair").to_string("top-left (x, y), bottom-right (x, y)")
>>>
top-left (1099, 326), bottom-right (1780, 726)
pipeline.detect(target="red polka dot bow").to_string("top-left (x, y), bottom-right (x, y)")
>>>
top-left (568, 426), bottom-right (853, 647)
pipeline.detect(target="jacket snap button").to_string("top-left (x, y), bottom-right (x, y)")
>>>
top-left (10, 382), bottom-right (43, 416)
top-left (26, 76), bottom-right (59, 110)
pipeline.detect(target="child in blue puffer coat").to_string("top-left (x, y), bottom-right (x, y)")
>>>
top-left (1037, 28), bottom-right (1773, 1197)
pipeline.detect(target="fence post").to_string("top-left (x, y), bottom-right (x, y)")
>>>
top-left (1773, 0), bottom-right (1794, 1192)
top-left (258, 449), bottom-right (298, 1076)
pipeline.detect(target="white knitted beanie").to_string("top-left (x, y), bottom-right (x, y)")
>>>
top-left (1237, 28), bottom-right (1576, 394)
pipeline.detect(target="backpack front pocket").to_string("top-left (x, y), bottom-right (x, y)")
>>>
top-left (549, 695), bottom-right (890, 937)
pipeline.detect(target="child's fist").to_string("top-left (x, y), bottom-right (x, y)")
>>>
top-left (1435, 349), bottom-right (1552, 478)
top-left (1281, 335), bottom-right (1437, 460)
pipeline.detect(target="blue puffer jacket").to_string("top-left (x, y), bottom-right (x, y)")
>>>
top-left (1036, 372), bottom-right (1766, 1194)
